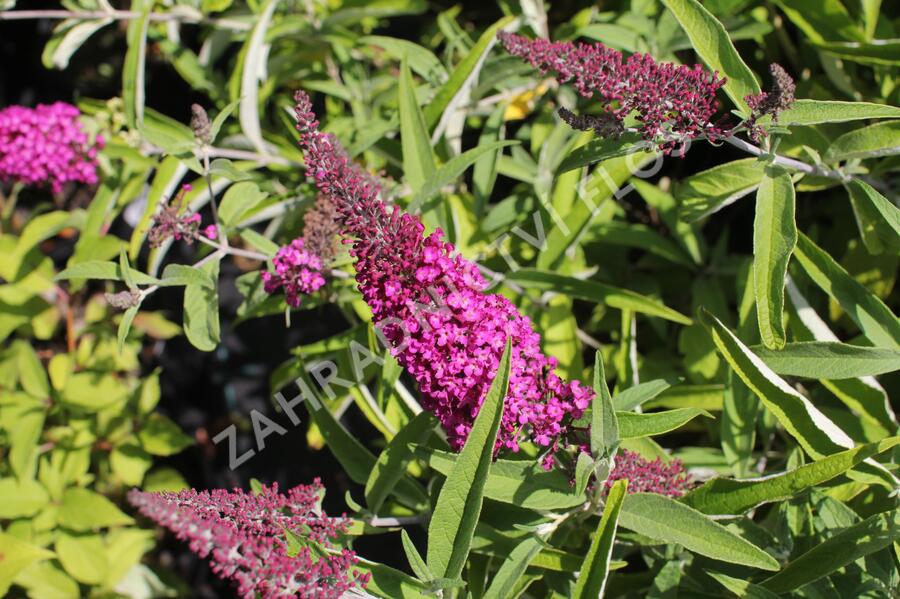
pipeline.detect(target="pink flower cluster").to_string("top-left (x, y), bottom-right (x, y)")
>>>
top-left (605, 450), bottom-right (693, 497)
top-left (293, 91), bottom-right (594, 459)
top-left (128, 480), bottom-right (369, 598)
top-left (262, 238), bottom-right (327, 307)
top-left (499, 32), bottom-right (726, 153)
top-left (0, 102), bottom-right (102, 192)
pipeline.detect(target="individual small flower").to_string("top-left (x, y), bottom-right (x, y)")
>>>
top-left (148, 184), bottom-right (202, 247)
top-left (0, 101), bottom-right (103, 192)
top-left (128, 480), bottom-right (369, 599)
top-left (499, 32), bottom-right (727, 153)
top-left (201, 224), bottom-right (219, 240)
top-left (604, 450), bottom-right (693, 497)
top-left (293, 90), bottom-right (594, 459)
top-left (262, 238), bottom-right (327, 307)
top-left (744, 63), bottom-right (796, 142)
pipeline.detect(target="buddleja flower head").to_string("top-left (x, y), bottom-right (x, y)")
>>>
top-left (0, 102), bottom-right (103, 192)
top-left (128, 480), bottom-right (369, 598)
top-left (605, 450), bottom-right (693, 497)
top-left (293, 90), bottom-right (594, 463)
top-left (499, 32), bottom-right (727, 153)
top-left (148, 184), bottom-right (202, 247)
top-left (262, 195), bottom-right (339, 307)
top-left (745, 63), bottom-right (796, 142)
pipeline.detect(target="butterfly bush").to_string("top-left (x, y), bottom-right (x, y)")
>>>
top-left (605, 450), bottom-right (693, 497)
top-left (498, 32), bottom-right (727, 152)
top-left (745, 63), bottom-right (796, 141)
top-left (0, 101), bottom-right (102, 192)
top-left (128, 480), bottom-right (368, 598)
top-left (292, 90), bottom-right (594, 463)
top-left (148, 184), bottom-right (204, 247)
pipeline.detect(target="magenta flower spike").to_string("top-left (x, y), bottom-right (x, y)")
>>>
top-left (292, 90), bottom-right (594, 462)
top-left (0, 102), bottom-right (103, 192)
top-left (605, 450), bottom-right (693, 497)
top-left (128, 480), bottom-right (369, 598)
top-left (262, 238), bottom-right (328, 307)
top-left (498, 32), bottom-right (727, 152)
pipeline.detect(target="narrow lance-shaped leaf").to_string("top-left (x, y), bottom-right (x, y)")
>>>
top-left (618, 493), bottom-right (780, 570)
top-left (845, 179), bottom-right (900, 254)
top-left (123, 0), bottom-right (149, 129)
top-left (683, 436), bottom-right (900, 515)
top-left (426, 340), bottom-right (512, 580)
top-left (616, 408), bottom-right (711, 439)
top-left (793, 232), bottom-right (900, 350)
top-left (239, 0), bottom-right (278, 153)
top-left (573, 479), bottom-right (627, 599)
top-left (398, 56), bottom-right (436, 194)
top-left (761, 510), bottom-right (900, 592)
top-left (591, 351), bottom-right (619, 459)
top-left (753, 167), bottom-right (796, 349)
top-left (365, 411), bottom-right (437, 513)
top-left (662, 0), bottom-right (760, 114)
top-left (400, 530), bottom-right (432, 582)
top-left (751, 341), bottom-right (900, 379)
top-left (482, 535), bottom-right (545, 599)
top-left (699, 308), bottom-right (855, 459)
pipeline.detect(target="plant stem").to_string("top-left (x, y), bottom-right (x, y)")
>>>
top-left (722, 134), bottom-right (849, 181)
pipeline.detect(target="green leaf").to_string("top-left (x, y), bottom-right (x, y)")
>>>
top-left (771, 0), bottom-right (865, 44)
top-left (139, 108), bottom-right (195, 155)
top-left (751, 341), bottom-right (900, 378)
top-left (353, 557), bottom-right (431, 599)
top-left (506, 269), bottom-right (693, 325)
top-left (845, 179), bottom-right (900, 254)
top-left (182, 257), bottom-right (221, 351)
top-left (557, 134), bottom-right (646, 174)
top-left (239, 0), bottom-right (278, 152)
top-left (794, 233), bottom-right (900, 350)
top-left (422, 16), bottom-right (515, 129)
top-left (482, 535), bottom-right (544, 599)
top-left (14, 340), bottom-right (49, 398)
top-left (591, 351), bottom-right (619, 459)
top-left (398, 56), bottom-right (436, 193)
top-left (682, 436), bottom-right (900, 515)
top-left (218, 181), bottom-right (269, 227)
top-left (137, 413), bottom-right (193, 456)
top-left (676, 158), bottom-right (766, 222)
top-left (400, 529), bottom-right (433, 582)
top-left (699, 308), bottom-right (858, 459)
top-left (708, 572), bottom-right (782, 599)
top-left (161, 263), bottom-right (215, 288)
top-left (616, 408), bottom-right (710, 439)
top-left (0, 478), bottom-right (48, 518)
top-left (618, 493), bottom-right (780, 570)
top-left (56, 260), bottom-right (160, 285)
top-left (360, 36), bottom-right (445, 82)
top-left (814, 38), bottom-right (900, 66)
top-left (209, 99), bottom-right (239, 143)
top-left (415, 447), bottom-right (586, 510)
top-left (365, 411), bottom-right (437, 513)
top-left (427, 340), bottom-right (511, 580)
top-left (0, 533), bottom-right (54, 596)
top-left (662, 0), bottom-right (760, 114)
top-left (825, 121), bottom-right (900, 162)
top-left (62, 372), bottom-right (130, 411)
top-left (117, 305), bottom-right (140, 355)
top-left (753, 167), bottom-right (797, 350)
top-left (56, 533), bottom-right (107, 585)
top-left (123, 1), bottom-right (150, 129)
top-left (411, 140), bottom-right (518, 213)
top-left (761, 510), bottom-right (900, 592)
top-left (58, 487), bottom-right (134, 531)
top-left (775, 100), bottom-right (900, 126)
top-left (613, 379), bottom-right (674, 411)
top-left (14, 210), bottom-right (83, 262)
top-left (42, 18), bottom-right (112, 70)
top-left (573, 479), bottom-right (627, 598)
